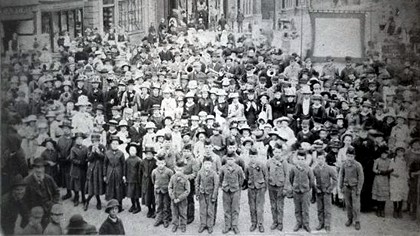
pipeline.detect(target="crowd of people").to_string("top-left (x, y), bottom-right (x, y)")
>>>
top-left (1, 20), bottom-right (420, 235)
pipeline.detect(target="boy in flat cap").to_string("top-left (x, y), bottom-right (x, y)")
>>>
top-left (219, 152), bottom-right (245, 234)
top-left (245, 147), bottom-right (267, 233)
top-left (196, 155), bottom-right (219, 233)
top-left (168, 161), bottom-right (190, 232)
top-left (339, 147), bottom-right (364, 230)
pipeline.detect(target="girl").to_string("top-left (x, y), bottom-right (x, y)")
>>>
top-left (140, 146), bottom-right (157, 218)
top-left (40, 138), bottom-right (60, 184)
top-left (125, 142), bottom-right (142, 214)
top-left (85, 133), bottom-right (106, 211)
top-left (104, 136), bottom-right (126, 212)
top-left (142, 122), bottom-right (156, 152)
top-left (372, 147), bottom-right (391, 217)
top-left (389, 146), bottom-right (409, 218)
top-left (99, 199), bottom-right (126, 235)
top-left (116, 120), bottom-right (131, 158)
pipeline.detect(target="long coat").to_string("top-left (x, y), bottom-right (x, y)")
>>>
top-left (56, 135), bottom-right (73, 188)
top-left (104, 149), bottom-right (126, 201)
top-left (24, 174), bottom-right (60, 212)
top-left (99, 217), bottom-right (125, 235)
top-left (41, 148), bottom-right (60, 184)
top-left (69, 144), bottom-right (89, 192)
top-left (125, 155), bottom-right (142, 198)
top-left (140, 157), bottom-right (157, 206)
top-left (1, 192), bottom-right (31, 235)
top-left (86, 144), bottom-right (106, 196)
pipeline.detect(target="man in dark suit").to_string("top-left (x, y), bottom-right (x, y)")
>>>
top-left (24, 158), bottom-right (60, 228)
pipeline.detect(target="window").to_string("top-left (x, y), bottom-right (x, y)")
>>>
top-left (118, 0), bottom-right (144, 32)
top-left (296, 0), bottom-right (299, 7)
top-left (282, 0), bottom-right (285, 9)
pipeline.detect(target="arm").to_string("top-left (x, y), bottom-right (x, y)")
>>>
top-left (328, 167), bottom-right (338, 193)
top-left (357, 163), bottom-right (364, 195)
top-left (289, 167), bottom-right (295, 188)
top-left (151, 170), bottom-right (156, 184)
top-left (219, 168), bottom-right (224, 188)
top-left (308, 168), bottom-right (315, 189)
top-left (168, 176), bottom-right (174, 199)
top-left (178, 179), bottom-right (190, 201)
top-left (238, 166), bottom-right (245, 186)
top-left (195, 171), bottom-right (201, 197)
top-left (212, 172), bottom-right (219, 200)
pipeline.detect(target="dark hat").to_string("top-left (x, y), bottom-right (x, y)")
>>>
top-left (297, 149), bottom-right (307, 156)
top-left (109, 135), bottom-right (123, 144)
top-left (183, 143), bottom-right (192, 151)
top-left (41, 137), bottom-right (57, 147)
top-left (227, 138), bottom-right (236, 146)
top-left (249, 147), bottom-right (258, 156)
top-left (73, 132), bottom-right (87, 140)
top-left (67, 214), bottom-right (88, 230)
top-left (59, 120), bottom-right (73, 129)
top-left (95, 104), bottom-right (105, 111)
top-left (11, 174), bottom-right (26, 188)
top-left (143, 146), bottom-right (156, 154)
top-left (346, 146), bottom-right (356, 155)
top-left (105, 199), bottom-right (120, 213)
top-left (164, 133), bottom-right (172, 141)
top-left (126, 142), bottom-right (139, 154)
top-left (91, 133), bottom-right (101, 141)
top-left (33, 158), bottom-right (47, 167)
top-left (196, 128), bottom-right (207, 138)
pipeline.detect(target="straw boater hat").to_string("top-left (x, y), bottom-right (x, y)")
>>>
top-left (145, 122), bottom-right (156, 129)
top-left (75, 95), bottom-right (91, 106)
top-left (274, 116), bottom-right (290, 124)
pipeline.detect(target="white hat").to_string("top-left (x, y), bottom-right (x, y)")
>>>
top-left (145, 122), bottom-right (156, 129)
top-left (75, 95), bottom-right (91, 106)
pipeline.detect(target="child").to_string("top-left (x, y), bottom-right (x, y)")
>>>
top-left (57, 120), bottom-right (74, 199)
top-left (289, 149), bottom-right (315, 233)
top-left (313, 151), bottom-right (337, 231)
top-left (372, 147), bottom-right (391, 217)
top-left (104, 136), bottom-right (126, 212)
top-left (151, 154), bottom-right (174, 228)
top-left (40, 137), bottom-right (60, 184)
top-left (69, 132), bottom-right (89, 207)
top-left (266, 143), bottom-right (289, 231)
top-left (210, 122), bottom-right (226, 157)
top-left (85, 133), bottom-right (106, 211)
top-left (143, 122), bottom-right (156, 151)
top-left (339, 147), bottom-right (364, 230)
top-left (389, 146), bottom-right (409, 218)
top-left (44, 204), bottom-right (64, 234)
top-left (99, 199), bottom-right (126, 235)
top-left (196, 155), bottom-right (219, 234)
top-left (245, 148), bottom-right (267, 233)
top-left (219, 154), bottom-right (245, 234)
top-left (180, 144), bottom-right (199, 224)
top-left (140, 146), bottom-right (157, 218)
top-left (168, 161), bottom-right (191, 232)
top-left (20, 206), bottom-right (44, 235)
top-left (125, 142), bottom-right (142, 214)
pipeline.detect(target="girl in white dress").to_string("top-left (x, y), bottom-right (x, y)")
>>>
top-left (389, 146), bottom-right (409, 218)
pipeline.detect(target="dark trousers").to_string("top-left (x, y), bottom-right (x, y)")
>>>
top-left (187, 179), bottom-right (195, 222)
top-left (222, 190), bottom-right (241, 229)
top-left (171, 199), bottom-right (187, 227)
top-left (316, 192), bottom-right (332, 227)
top-left (293, 191), bottom-right (310, 228)
top-left (155, 191), bottom-right (170, 223)
top-left (248, 187), bottom-right (266, 226)
top-left (199, 193), bottom-right (216, 228)
top-left (268, 185), bottom-right (285, 226)
top-left (344, 186), bottom-right (361, 222)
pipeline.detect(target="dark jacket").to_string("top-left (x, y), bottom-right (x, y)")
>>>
top-left (24, 174), bottom-right (60, 211)
top-left (99, 217), bottom-right (125, 235)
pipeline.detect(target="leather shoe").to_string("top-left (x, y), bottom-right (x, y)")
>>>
top-left (187, 218), bottom-right (194, 224)
top-left (74, 200), bottom-right (79, 207)
top-left (303, 225), bottom-right (311, 233)
top-left (258, 225), bottom-right (264, 233)
top-left (222, 227), bottom-right (230, 234)
top-left (355, 222), bottom-right (361, 230)
top-left (128, 206), bottom-right (135, 213)
top-left (270, 223), bottom-right (278, 230)
top-left (163, 221), bottom-right (169, 228)
top-left (277, 224), bottom-right (283, 231)
top-left (208, 227), bottom-right (213, 234)
top-left (132, 207), bottom-right (141, 214)
top-left (198, 225), bottom-right (206, 233)
top-left (345, 219), bottom-right (352, 227)
top-left (172, 225), bottom-right (178, 232)
top-left (180, 226), bottom-right (186, 233)
top-left (96, 203), bottom-right (102, 210)
top-left (83, 202), bottom-right (89, 211)
top-left (325, 226), bottom-right (331, 231)
top-left (232, 227), bottom-right (240, 234)
top-left (316, 224), bottom-right (323, 231)
top-left (154, 221), bottom-right (163, 227)
top-left (61, 193), bottom-right (72, 200)
top-left (293, 224), bottom-right (301, 232)
top-left (249, 224), bottom-right (257, 232)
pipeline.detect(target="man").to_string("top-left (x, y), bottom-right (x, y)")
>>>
top-left (24, 158), bottom-right (60, 227)
top-left (1, 174), bottom-right (31, 235)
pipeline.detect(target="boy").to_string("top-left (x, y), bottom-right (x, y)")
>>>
top-left (168, 161), bottom-right (191, 232)
top-left (289, 149), bottom-right (315, 233)
top-left (69, 132), bottom-right (88, 207)
top-left (180, 144), bottom-right (199, 224)
top-left (339, 146), bottom-right (364, 230)
top-left (245, 148), bottom-right (267, 233)
top-left (313, 151), bottom-right (337, 231)
top-left (99, 199), bottom-right (125, 234)
top-left (44, 204), bottom-right (64, 234)
top-left (140, 146), bottom-right (157, 218)
top-left (266, 143), bottom-right (289, 231)
top-left (219, 154), bottom-right (245, 234)
top-left (196, 155), bottom-right (219, 234)
top-left (151, 153), bottom-right (174, 228)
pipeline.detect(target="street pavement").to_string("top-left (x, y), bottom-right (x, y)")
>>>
top-left (59, 189), bottom-right (419, 235)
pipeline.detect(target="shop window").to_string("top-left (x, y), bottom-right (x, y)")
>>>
top-left (118, 0), bottom-right (144, 32)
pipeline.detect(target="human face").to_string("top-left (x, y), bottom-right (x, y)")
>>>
top-left (273, 148), bottom-right (283, 159)
top-left (75, 137), bottom-right (83, 145)
top-left (51, 211), bottom-right (63, 224)
top-left (227, 145), bottom-right (236, 154)
top-left (343, 136), bottom-right (352, 146)
top-left (175, 166), bottom-right (184, 174)
top-left (347, 153), bottom-right (355, 161)
top-left (129, 146), bottom-right (137, 156)
top-left (296, 155), bottom-right (306, 165)
top-left (12, 186), bottom-right (26, 200)
top-left (34, 166), bottom-right (45, 180)
top-left (203, 161), bottom-right (212, 171)
top-left (317, 155), bottom-right (326, 165)
top-left (110, 140), bottom-right (119, 150)
top-left (156, 160), bottom-right (166, 169)
top-left (109, 207), bottom-right (118, 218)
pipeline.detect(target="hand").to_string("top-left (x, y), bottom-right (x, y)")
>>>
top-left (103, 177), bottom-right (107, 183)
top-left (196, 195), bottom-right (199, 201)
top-left (391, 173), bottom-right (399, 178)
top-left (211, 197), bottom-right (216, 202)
top-left (174, 198), bottom-right (179, 204)
top-left (316, 189), bottom-right (321, 194)
top-left (340, 187), bottom-right (344, 194)
top-left (123, 176), bottom-right (126, 183)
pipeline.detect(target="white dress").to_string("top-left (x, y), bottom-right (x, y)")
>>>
top-left (389, 157), bottom-right (409, 201)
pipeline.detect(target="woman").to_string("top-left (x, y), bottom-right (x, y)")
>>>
top-left (84, 133), bottom-right (105, 211)
top-left (104, 136), bottom-right (126, 212)
top-left (197, 86), bottom-right (213, 115)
